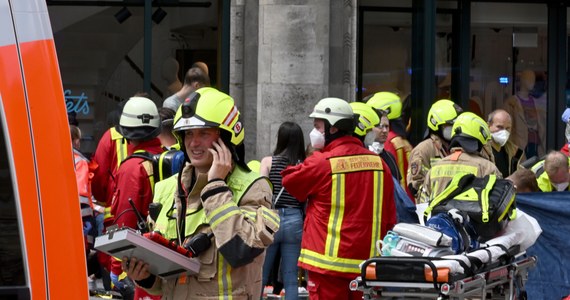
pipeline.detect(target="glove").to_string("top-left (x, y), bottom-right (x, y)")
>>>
top-left (110, 272), bottom-right (124, 290)
top-left (562, 108), bottom-right (570, 124)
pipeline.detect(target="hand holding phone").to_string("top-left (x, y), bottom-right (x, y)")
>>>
top-left (208, 138), bottom-right (232, 181)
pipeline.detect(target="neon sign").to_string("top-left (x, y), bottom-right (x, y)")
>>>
top-left (65, 89), bottom-right (90, 115)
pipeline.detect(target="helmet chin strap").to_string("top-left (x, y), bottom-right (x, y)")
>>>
top-left (324, 121), bottom-right (343, 146)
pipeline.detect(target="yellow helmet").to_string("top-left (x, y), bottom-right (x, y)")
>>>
top-left (427, 99), bottom-right (463, 131)
top-left (452, 112), bottom-right (491, 146)
top-left (173, 87), bottom-right (244, 146)
top-left (365, 91), bottom-right (402, 120)
top-left (350, 102), bottom-right (380, 137)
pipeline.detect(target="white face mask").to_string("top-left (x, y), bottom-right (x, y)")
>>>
top-left (309, 128), bottom-right (325, 150)
top-left (442, 126), bottom-right (453, 141)
top-left (368, 142), bottom-right (384, 154)
top-left (491, 129), bottom-right (510, 147)
top-left (554, 182), bottom-right (569, 191)
top-left (364, 131), bottom-right (376, 147)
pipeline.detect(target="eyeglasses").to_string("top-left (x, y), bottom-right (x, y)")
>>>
top-left (377, 124), bottom-right (389, 129)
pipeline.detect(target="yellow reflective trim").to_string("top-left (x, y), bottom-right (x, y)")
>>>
top-left (370, 171), bottom-right (382, 257)
top-left (498, 194), bottom-right (516, 222)
top-left (397, 148), bottom-right (406, 187)
top-left (299, 249), bottom-right (362, 274)
top-left (430, 164), bottom-right (478, 179)
top-left (147, 173), bottom-right (155, 194)
top-left (261, 207), bottom-right (280, 229)
top-left (217, 255), bottom-right (232, 299)
top-left (209, 202), bottom-right (235, 219)
top-left (104, 206), bottom-right (113, 219)
top-left (209, 208), bottom-right (240, 229)
top-left (429, 157), bottom-right (442, 166)
top-left (329, 155), bottom-right (383, 173)
top-left (453, 189), bottom-right (480, 201)
top-left (481, 175), bottom-right (497, 223)
top-left (326, 174), bottom-right (345, 257)
top-left (158, 151), bottom-right (168, 181)
top-left (110, 127), bottom-right (123, 140)
top-left (111, 127), bottom-right (128, 168)
top-left (425, 171), bottom-right (469, 217)
top-left (241, 210), bottom-right (257, 220)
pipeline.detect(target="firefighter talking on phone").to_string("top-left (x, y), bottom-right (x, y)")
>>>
top-left (122, 87), bottom-right (279, 299)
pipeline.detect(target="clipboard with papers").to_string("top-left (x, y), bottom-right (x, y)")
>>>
top-left (95, 227), bottom-right (201, 279)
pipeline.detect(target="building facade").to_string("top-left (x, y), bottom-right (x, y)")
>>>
top-left (48, 0), bottom-right (569, 161)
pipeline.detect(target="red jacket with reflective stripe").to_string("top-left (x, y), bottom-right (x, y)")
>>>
top-left (92, 128), bottom-right (134, 204)
top-left (109, 137), bottom-right (163, 274)
top-left (384, 130), bottom-right (414, 199)
top-left (282, 136), bottom-right (396, 278)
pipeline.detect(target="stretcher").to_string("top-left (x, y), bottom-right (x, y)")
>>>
top-left (349, 250), bottom-right (537, 299)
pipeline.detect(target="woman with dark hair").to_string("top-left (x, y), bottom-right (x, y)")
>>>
top-left (260, 121), bottom-right (306, 299)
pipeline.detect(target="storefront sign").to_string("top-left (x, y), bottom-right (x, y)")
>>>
top-left (65, 89), bottom-right (90, 115)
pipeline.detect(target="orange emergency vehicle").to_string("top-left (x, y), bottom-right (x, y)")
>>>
top-left (0, 0), bottom-right (89, 298)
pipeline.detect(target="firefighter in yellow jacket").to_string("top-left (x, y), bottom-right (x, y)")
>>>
top-left (407, 99), bottom-right (462, 200)
top-left (122, 87), bottom-right (279, 299)
top-left (420, 112), bottom-right (502, 203)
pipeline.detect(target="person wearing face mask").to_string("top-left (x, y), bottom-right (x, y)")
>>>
top-left (350, 102), bottom-right (401, 183)
top-left (407, 99), bottom-right (462, 201)
top-left (350, 102), bottom-right (418, 224)
top-left (420, 112), bottom-right (502, 203)
top-left (536, 151), bottom-right (570, 192)
top-left (488, 109), bottom-right (525, 177)
top-left (281, 97), bottom-right (396, 300)
top-left (365, 92), bottom-right (414, 200)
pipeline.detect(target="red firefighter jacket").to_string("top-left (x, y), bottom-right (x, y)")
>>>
top-left (109, 137), bottom-right (163, 274)
top-left (282, 135), bottom-right (397, 279)
top-left (91, 128), bottom-right (134, 205)
top-left (384, 130), bottom-right (414, 200)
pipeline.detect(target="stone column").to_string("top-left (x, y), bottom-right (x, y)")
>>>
top-left (230, 0), bottom-right (356, 162)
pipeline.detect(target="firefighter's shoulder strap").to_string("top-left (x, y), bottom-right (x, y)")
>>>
top-left (125, 150), bottom-right (157, 193)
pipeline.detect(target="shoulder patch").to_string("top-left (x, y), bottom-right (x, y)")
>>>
top-left (410, 162), bottom-right (419, 176)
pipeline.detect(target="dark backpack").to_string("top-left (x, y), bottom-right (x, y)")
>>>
top-left (126, 149), bottom-right (186, 188)
top-left (424, 174), bottom-right (517, 241)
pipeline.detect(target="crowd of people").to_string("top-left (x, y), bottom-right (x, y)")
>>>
top-left (70, 62), bottom-right (570, 300)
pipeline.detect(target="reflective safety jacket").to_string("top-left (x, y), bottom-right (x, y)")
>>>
top-left (407, 134), bottom-right (449, 200)
top-left (152, 174), bottom-right (179, 240)
top-left (537, 172), bottom-right (570, 192)
top-left (384, 130), bottom-right (413, 199)
top-left (143, 164), bottom-right (279, 299)
top-left (420, 147), bottom-right (502, 203)
top-left (535, 156), bottom-right (570, 192)
top-left (281, 135), bottom-right (397, 279)
top-left (73, 148), bottom-right (95, 218)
